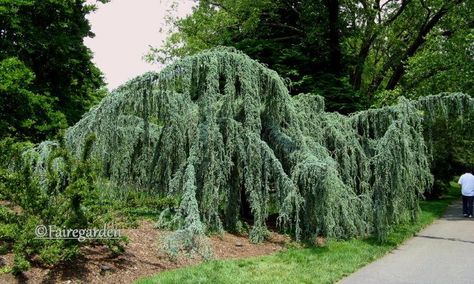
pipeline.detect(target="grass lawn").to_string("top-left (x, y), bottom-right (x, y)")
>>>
top-left (137, 183), bottom-right (460, 284)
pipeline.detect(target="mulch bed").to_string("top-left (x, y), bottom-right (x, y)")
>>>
top-left (0, 220), bottom-right (288, 283)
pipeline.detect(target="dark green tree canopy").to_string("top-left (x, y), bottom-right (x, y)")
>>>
top-left (0, 57), bottom-right (66, 140)
top-left (148, 0), bottom-right (473, 112)
top-left (0, 0), bottom-right (108, 140)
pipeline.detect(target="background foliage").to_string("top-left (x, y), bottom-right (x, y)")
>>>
top-left (148, 0), bottom-right (473, 112)
top-left (0, 0), bottom-right (109, 141)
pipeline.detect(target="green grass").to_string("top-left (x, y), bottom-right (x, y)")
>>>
top-left (137, 183), bottom-right (460, 284)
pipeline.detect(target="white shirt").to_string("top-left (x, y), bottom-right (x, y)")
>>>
top-left (459, 173), bottom-right (474, 197)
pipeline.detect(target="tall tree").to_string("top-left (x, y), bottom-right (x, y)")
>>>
top-left (148, 0), bottom-right (362, 112)
top-left (149, 0), bottom-right (472, 111)
top-left (400, 0), bottom-right (474, 99)
top-left (348, 0), bottom-right (470, 100)
top-left (0, 57), bottom-right (66, 140)
top-left (0, 0), bottom-right (108, 140)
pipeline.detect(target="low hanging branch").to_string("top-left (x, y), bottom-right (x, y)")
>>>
top-left (26, 48), bottom-right (472, 256)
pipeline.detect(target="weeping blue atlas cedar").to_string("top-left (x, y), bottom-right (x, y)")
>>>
top-left (24, 48), bottom-right (473, 258)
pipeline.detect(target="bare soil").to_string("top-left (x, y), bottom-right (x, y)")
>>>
top-left (0, 220), bottom-right (288, 284)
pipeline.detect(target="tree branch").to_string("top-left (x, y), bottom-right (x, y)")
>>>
top-left (265, 23), bottom-right (304, 34)
top-left (385, 1), bottom-right (464, 90)
top-left (380, 0), bottom-right (397, 11)
top-left (352, 0), bottom-right (413, 90)
top-left (272, 35), bottom-right (302, 41)
top-left (384, 0), bottom-right (412, 26)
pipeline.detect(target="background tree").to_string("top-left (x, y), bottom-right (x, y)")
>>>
top-left (350, 0), bottom-right (472, 102)
top-left (0, 57), bottom-right (66, 140)
top-left (148, 0), bottom-right (472, 112)
top-left (402, 1), bottom-right (474, 99)
top-left (0, 0), bottom-right (109, 140)
top-left (148, 0), bottom-right (363, 112)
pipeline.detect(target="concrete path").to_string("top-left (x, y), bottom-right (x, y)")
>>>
top-left (339, 201), bottom-right (474, 284)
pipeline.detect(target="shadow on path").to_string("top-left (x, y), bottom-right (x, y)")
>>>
top-left (414, 234), bottom-right (474, 245)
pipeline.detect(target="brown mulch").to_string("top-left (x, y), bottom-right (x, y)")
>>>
top-left (0, 221), bottom-right (289, 284)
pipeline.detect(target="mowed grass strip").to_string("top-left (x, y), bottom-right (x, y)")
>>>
top-left (137, 183), bottom-right (459, 284)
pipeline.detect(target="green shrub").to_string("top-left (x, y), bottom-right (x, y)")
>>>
top-left (0, 137), bottom-right (127, 273)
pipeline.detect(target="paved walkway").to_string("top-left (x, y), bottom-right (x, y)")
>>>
top-left (339, 201), bottom-right (474, 284)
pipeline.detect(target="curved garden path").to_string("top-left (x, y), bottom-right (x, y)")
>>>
top-left (340, 201), bottom-right (474, 284)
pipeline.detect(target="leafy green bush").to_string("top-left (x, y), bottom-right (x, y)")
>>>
top-left (0, 136), bottom-right (126, 273)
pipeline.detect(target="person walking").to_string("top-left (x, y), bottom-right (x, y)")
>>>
top-left (458, 169), bottom-right (474, 217)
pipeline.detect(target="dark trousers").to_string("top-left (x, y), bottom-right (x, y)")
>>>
top-left (462, 195), bottom-right (473, 216)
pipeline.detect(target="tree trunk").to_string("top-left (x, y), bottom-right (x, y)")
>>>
top-left (325, 0), bottom-right (341, 75)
